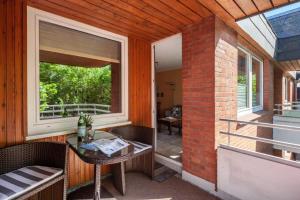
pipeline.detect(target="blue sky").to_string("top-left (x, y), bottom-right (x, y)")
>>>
top-left (264, 2), bottom-right (300, 18)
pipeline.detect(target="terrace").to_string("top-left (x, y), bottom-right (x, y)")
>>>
top-left (1, 0), bottom-right (300, 200)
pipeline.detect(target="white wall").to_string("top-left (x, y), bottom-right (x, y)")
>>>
top-left (218, 147), bottom-right (300, 200)
top-left (238, 14), bottom-right (276, 57)
top-left (273, 115), bottom-right (300, 152)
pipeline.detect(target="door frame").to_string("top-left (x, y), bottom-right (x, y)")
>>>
top-left (151, 33), bottom-right (182, 173)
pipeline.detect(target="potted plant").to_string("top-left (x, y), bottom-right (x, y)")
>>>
top-left (84, 114), bottom-right (93, 131)
top-left (84, 114), bottom-right (94, 140)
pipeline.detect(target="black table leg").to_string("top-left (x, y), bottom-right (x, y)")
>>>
top-left (158, 121), bottom-right (161, 132)
top-left (94, 164), bottom-right (101, 200)
top-left (168, 123), bottom-right (172, 135)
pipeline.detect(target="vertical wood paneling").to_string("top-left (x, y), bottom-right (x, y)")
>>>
top-left (0, 0), bottom-right (25, 147)
top-left (14, 0), bottom-right (23, 143)
top-left (128, 38), bottom-right (152, 127)
top-left (6, 0), bottom-right (15, 145)
top-left (0, 0), bottom-right (153, 191)
top-left (0, 0), bottom-right (7, 148)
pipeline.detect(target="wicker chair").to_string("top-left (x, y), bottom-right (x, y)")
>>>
top-left (110, 125), bottom-right (154, 177)
top-left (0, 142), bottom-right (68, 200)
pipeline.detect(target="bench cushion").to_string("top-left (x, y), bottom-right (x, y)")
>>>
top-left (0, 166), bottom-right (63, 200)
top-left (129, 141), bottom-right (152, 154)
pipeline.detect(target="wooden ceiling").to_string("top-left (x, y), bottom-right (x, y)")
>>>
top-left (217, 0), bottom-right (293, 20)
top-left (27, 0), bottom-right (297, 71)
top-left (279, 60), bottom-right (300, 71)
top-left (27, 0), bottom-right (292, 42)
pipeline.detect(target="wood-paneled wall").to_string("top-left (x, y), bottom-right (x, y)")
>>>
top-left (128, 38), bottom-right (152, 128)
top-left (0, 0), bottom-right (153, 190)
top-left (0, 0), bottom-right (26, 148)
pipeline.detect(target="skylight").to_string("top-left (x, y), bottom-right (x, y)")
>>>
top-left (265, 2), bottom-right (300, 19)
top-left (265, 2), bottom-right (300, 39)
top-left (263, 2), bottom-right (300, 61)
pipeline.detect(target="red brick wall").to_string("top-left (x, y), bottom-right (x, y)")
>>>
top-left (274, 67), bottom-right (284, 105)
top-left (263, 59), bottom-right (274, 111)
top-left (182, 15), bottom-right (280, 185)
top-left (273, 67), bottom-right (296, 104)
top-left (288, 79), bottom-right (295, 102)
top-left (214, 18), bottom-right (238, 152)
top-left (182, 16), bottom-right (238, 184)
top-left (182, 16), bottom-right (217, 183)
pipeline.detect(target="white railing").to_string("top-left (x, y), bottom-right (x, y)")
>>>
top-left (219, 118), bottom-right (300, 153)
top-left (218, 119), bottom-right (300, 200)
top-left (40, 103), bottom-right (111, 119)
top-left (274, 101), bottom-right (300, 115)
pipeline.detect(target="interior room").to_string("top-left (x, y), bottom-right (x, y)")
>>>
top-left (154, 34), bottom-right (183, 163)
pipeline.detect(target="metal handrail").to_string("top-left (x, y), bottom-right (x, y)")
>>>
top-left (275, 101), bottom-right (300, 104)
top-left (220, 131), bottom-right (300, 152)
top-left (273, 102), bottom-right (300, 116)
top-left (40, 103), bottom-right (111, 119)
top-left (274, 102), bottom-right (300, 108)
top-left (40, 103), bottom-right (111, 108)
top-left (219, 118), bottom-right (300, 131)
top-left (219, 118), bottom-right (300, 153)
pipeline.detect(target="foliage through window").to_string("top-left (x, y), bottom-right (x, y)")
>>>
top-left (38, 21), bottom-right (122, 120)
top-left (238, 50), bottom-right (248, 110)
top-left (27, 7), bottom-right (128, 135)
top-left (237, 47), bottom-right (263, 115)
top-left (39, 63), bottom-right (114, 119)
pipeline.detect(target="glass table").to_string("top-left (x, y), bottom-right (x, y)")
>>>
top-left (67, 131), bottom-right (134, 200)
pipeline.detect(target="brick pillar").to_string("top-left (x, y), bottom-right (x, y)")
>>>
top-left (263, 59), bottom-right (274, 111)
top-left (293, 80), bottom-right (297, 101)
top-left (111, 63), bottom-right (121, 113)
top-left (274, 67), bottom-right (284, 104)
top-left (289, 79), bottom-right (295, 102)
top-left (182, 16), bottom-right (237, 185)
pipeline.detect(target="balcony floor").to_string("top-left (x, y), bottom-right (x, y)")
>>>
top-left (102, 172), bottom-right (220, 200)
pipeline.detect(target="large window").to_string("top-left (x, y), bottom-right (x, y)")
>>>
top-left (27, 7), bottom-right (128, 136)
top-left (238, 50), bottom-right (248, 110)
top-left (237, 47), bottom-right (263, 115)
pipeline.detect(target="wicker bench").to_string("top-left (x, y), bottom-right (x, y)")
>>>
top-left (0, 142), bottom-right (68, 200)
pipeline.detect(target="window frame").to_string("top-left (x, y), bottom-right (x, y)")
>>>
top-left (284, 77), bottom-right (289, 102)
top-left (237, 46), bottom-right (264, 117)
top-left (27, 7), bottom-right (129, 136)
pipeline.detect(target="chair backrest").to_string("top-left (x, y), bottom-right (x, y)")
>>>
top-left (0, 142), bottom-right (68, 175)
top-left (110, 125), bottom-right (154, 146)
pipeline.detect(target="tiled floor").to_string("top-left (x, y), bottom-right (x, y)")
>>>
top-left (103, 173), bottom-right (220, 200)
top-left (157, 127), bottom-right (182, 162)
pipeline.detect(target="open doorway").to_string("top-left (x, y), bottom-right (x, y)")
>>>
top-left (153, 34), bottom-right (182, 169)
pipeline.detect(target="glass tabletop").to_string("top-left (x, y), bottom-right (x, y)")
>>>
top-left (67, 131), bottom-right (134, 165)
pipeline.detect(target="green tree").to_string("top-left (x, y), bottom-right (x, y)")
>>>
top-left (39, 62), bottom-right (112, 109)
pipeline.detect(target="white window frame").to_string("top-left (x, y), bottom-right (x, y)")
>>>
top-left (284, 77), bottom-right (289, 103)
top-left (27, 7), bottom-right (129, 137)
top-left (238, 46), bottom-right (264, 117)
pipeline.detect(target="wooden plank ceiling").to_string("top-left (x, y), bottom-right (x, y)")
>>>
top-left (279, 60), bottom-right (300, 72)
top-left (27, 0), bottom-right (291, 42)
